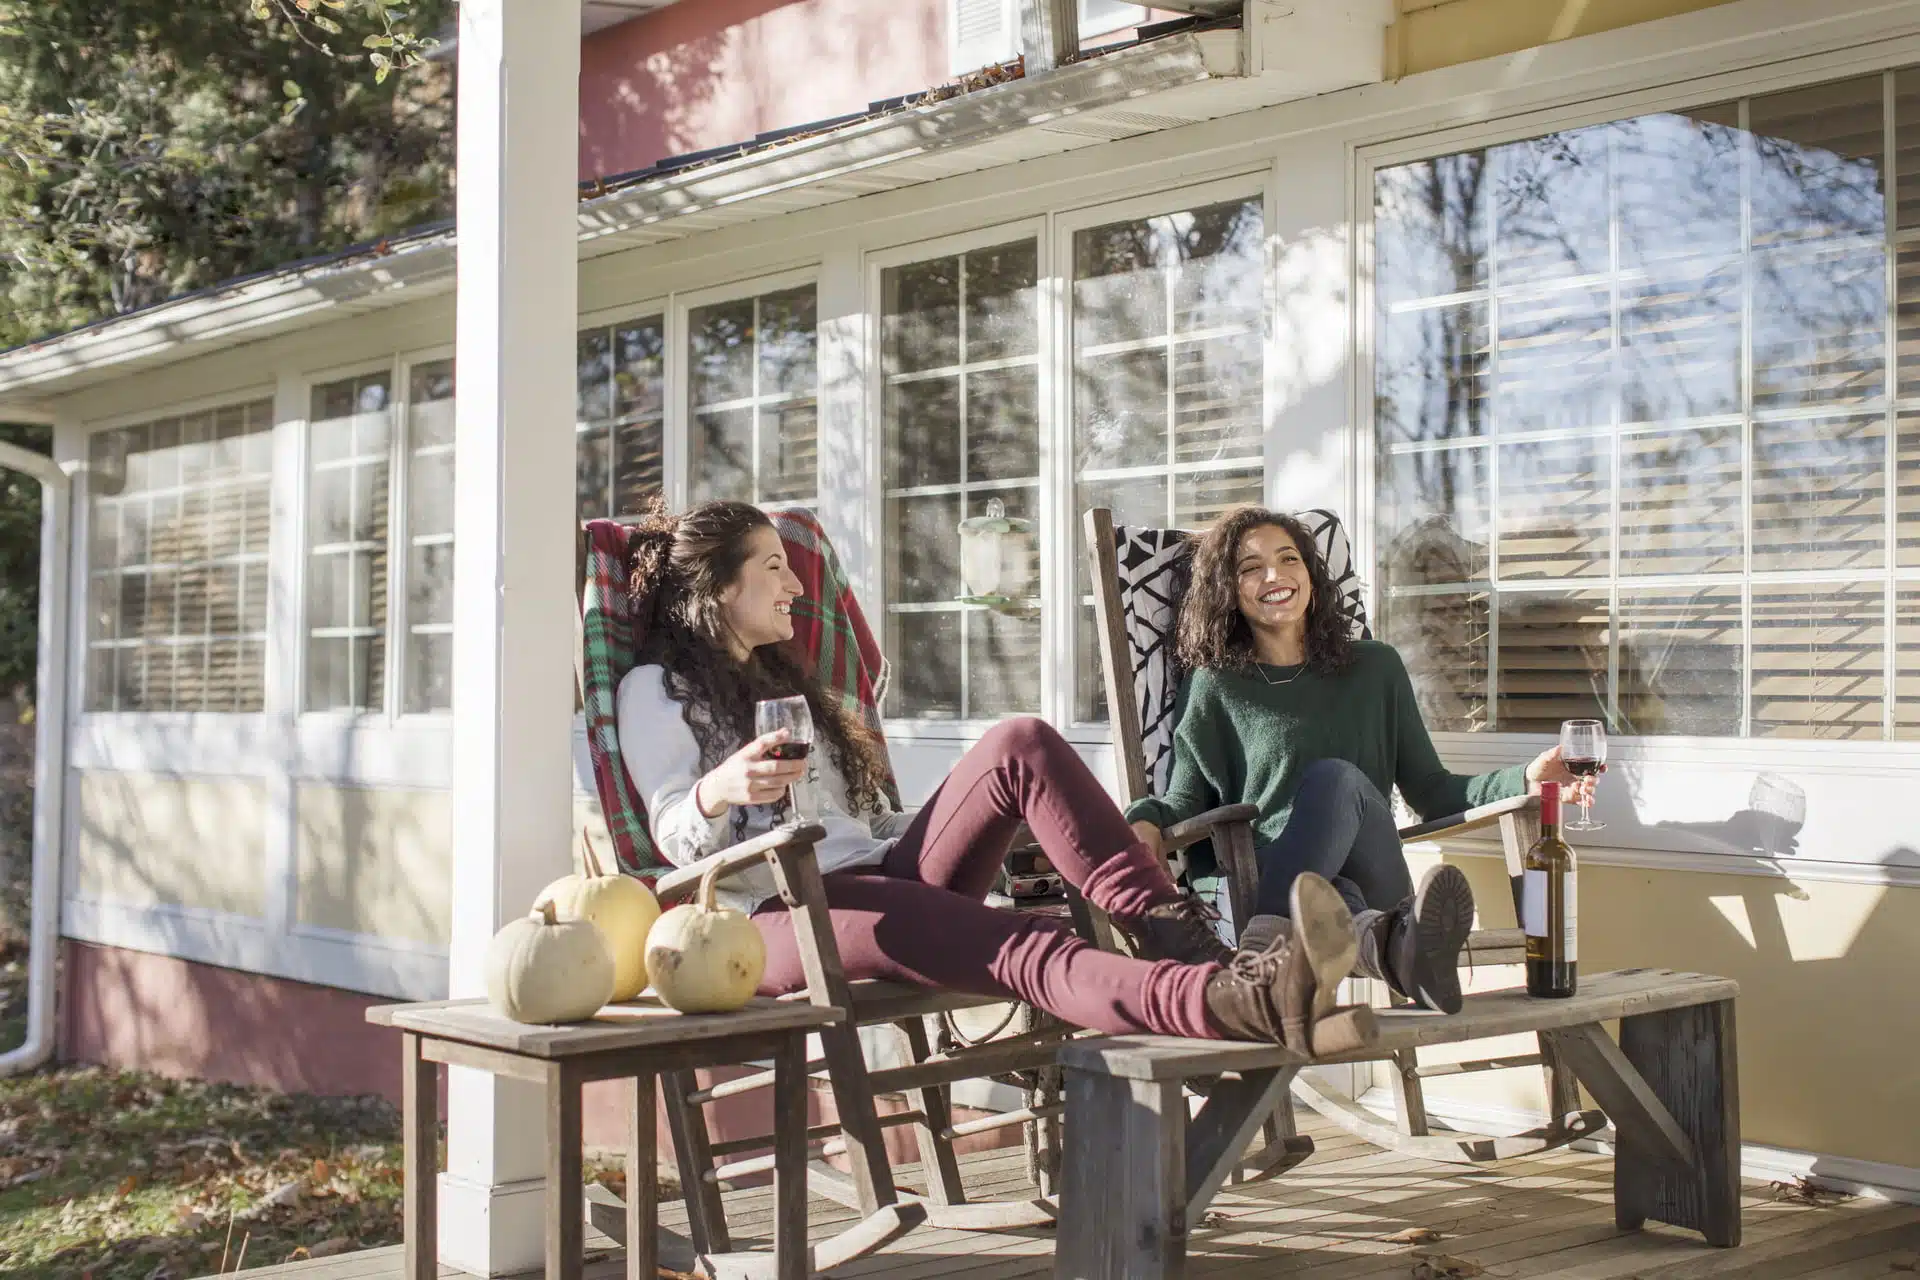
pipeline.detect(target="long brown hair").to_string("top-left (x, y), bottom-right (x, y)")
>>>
top-left (627, 500), bottom-right (892, 830)
top-left (1176, 506), bottom-right (1355, 676)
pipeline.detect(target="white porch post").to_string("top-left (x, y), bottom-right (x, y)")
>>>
top-left (443, 0), bottom-right (582, 1275)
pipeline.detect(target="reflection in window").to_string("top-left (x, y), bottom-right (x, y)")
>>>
top-left (86, 400), bottom-right (275, 712)
top-left (306, 374), bottom-right (392, 712)
top-left (577, 317), bottom-right (665, 521)
top-left (1071, 197), bottom-right (1265, 721)
top-left (1375, 71), bottom-right (1919, 740)
top-left (687, 286), bottom-right (817, 507)
top-left (880, 241), bottom-right (1041, 720)
top-left (404, 362), bottom-right (456, 713)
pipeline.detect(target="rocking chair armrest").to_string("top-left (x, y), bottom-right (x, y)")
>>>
top-left (654, 822), bottom-right (829, 904)
top-left (1162, 804), bottom-right (1260, 853)
top-left (1398, 793), bottom-right (1537, 842)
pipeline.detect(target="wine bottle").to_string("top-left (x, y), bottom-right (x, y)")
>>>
top-left (1524, 781), bottom-right (1577, 998)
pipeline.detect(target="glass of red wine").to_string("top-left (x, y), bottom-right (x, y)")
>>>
top-left (755, 695), bottom-right (814, 822)
top-left (1559, 719), bottom-right (1606, 832)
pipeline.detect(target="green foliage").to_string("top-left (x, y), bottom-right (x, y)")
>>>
top-left (0, 423), bottom-right (48, 701)
top-left (0, 0), bottom-right (454, 349)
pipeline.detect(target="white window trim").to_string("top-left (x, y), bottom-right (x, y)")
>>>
top-left (1053, 172), bottom-right (1272, 729)
top-left (671, 266), bottom-right (822, 512)
top-left (865, 218), bottom-right (1053, 737)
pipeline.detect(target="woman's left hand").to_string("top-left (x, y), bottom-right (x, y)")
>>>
top-left (1526, 746), bottom-right (1602, 807)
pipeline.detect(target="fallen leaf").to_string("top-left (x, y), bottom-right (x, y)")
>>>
top-left (1769, 1176), bottom-right (1849, 1207)
top-left (1889, 1251), bottom-right (1918, 1272)
top-left (310, 1238), bottom-right (351, 1258)
top-left (311, 1157), bottom-right (329, 1182)
top-left (1411, 1252), bottom-right (1485, 1279)
top-left (116, 1174), bottom-right (139, 1198)
top-left (1200, 1209), bottom-right (1234, 1227)
top-left (1386, 1226), bottom-right (1446, 1244)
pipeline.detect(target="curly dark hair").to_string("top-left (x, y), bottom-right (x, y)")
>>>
top-left (626, 499), bottom-right (893, 835)
top-left (1176, 506), bottom-right (1355, 676)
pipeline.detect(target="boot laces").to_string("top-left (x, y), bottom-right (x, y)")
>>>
top-left (1227, 933), bottom-right (1291, 984)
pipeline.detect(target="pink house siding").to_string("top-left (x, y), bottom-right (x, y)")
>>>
top-left (579, 0), bottom-right (951, 181)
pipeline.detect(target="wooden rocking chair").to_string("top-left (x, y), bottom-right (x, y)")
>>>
top-left (1083, 505), bottom-right (1604, 1165)
top-left (572, 511), bottom-right (1072, 1275)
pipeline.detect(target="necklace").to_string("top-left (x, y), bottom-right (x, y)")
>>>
top-left (1257, 661), bottom-right (1308, 687)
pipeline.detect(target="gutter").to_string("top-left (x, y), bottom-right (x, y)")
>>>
top-left (0, 433), bottom-right (71, 1077)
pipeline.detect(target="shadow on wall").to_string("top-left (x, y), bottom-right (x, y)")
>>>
top-left (578, 0), bottom-right (948, 181)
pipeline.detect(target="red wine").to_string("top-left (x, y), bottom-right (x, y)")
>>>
top-left (766, 741), bottom-right (812, 762)
top-left (1564, 757), bottom-right (1603, 778)
top-left (1524, 782), bottom-right (1578, 998)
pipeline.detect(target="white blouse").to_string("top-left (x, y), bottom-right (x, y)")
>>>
top-left (615, 664), bottom-right (912, 913)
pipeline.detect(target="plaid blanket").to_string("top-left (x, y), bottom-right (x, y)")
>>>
top-left (576, 507), bottom-right (898, 881)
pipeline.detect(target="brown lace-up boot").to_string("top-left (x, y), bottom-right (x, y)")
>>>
top-left (1113, 895), bottom-right (1234, 967)
top-left (1202, 873), bottom-right (1378, 1054)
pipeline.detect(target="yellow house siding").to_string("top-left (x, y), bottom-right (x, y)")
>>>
top-left (294, 784), bottom-right (452, 947)
top-left (72, 772), bottom-right (267, 917)
top-left (1387, 0), bottom-right (1743, 79)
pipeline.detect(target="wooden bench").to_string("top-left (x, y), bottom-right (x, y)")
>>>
top-left (366, 995), bottom-right (850, 1280)
top-left (1054, 969), bottom-right (1741, 1279)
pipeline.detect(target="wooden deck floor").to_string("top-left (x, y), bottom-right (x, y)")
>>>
top-left (210, 1116), bottom-right (1920, 1280)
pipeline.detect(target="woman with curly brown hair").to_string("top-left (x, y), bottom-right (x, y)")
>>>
top-left (1125, 506), bottom-right (1596, 1014)
top-left (615, 499), bottom-right (1377, 1051)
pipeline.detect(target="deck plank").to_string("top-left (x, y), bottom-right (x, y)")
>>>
top-left (191, 1114), bottom-right (1917, 1280)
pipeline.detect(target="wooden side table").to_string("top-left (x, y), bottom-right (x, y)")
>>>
top-left (367, 995), bottom-right (844, 1280)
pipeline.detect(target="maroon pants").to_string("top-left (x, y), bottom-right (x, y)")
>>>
top-left (753, 717), bottom-right (1222, 1038)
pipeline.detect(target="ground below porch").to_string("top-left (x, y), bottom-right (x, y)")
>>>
top-left (197, 1112), bottom-right (1920, 1280)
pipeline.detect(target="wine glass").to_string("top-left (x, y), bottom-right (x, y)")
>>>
top-left (754, 696), bottom-right (814, 821)
top-left (1559, 719), bottom-right (1607, 832)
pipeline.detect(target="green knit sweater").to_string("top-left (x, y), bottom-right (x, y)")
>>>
top-left (1124, 640), bottom-right (1528, 846)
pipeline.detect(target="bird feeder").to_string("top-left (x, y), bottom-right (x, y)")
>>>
top-left (956, 498), bottom-right (1037, 611)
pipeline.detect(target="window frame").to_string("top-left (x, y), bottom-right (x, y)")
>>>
top-left (671, 267), bottom-right (822, 513)
top-left (1052, 173), bottom-right (1274, 730)
top-left (864, 217), bottom-right (1054, 735)
top-left (1351, 59), bottom-right (1920, 766)
top-left (73, 384), bottom-right (282, 725)
top-left (394, 344), bottom-right (458, 720)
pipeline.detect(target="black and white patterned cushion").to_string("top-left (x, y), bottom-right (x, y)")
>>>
top-left (1112, 508), bottom-right (1371, 797)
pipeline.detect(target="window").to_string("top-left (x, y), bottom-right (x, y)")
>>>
top-left (305, 373), bottom-right (392, 711)
top-left (1373, 70), bottom-right (1920, 741)
top-left (948, 0), bottom-right (1147, 75)
top-left (85, 399), bottom-right (274, 712)
top-left (402, 361), bottom-right (456, 713)
top-left (1071, 196), bottom-right (1267, 721)
top-left (686, 285), bottom-right (817, 507)
top-left (577, 316), bottom-right (666, 520)
top-left (879, 240), bottom-right (1043, 720)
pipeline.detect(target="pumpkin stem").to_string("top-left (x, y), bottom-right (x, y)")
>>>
top-left (581, 827), bottom-right (607, 879)
top-left (697, 859), bottom-right (723, 913)
top-left (537, 900), bottom-right (559, 926)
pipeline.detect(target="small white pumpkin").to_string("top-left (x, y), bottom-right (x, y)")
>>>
top-left (484, 901), bottom-right (615, 1024)
top-left (646, 861), bottom-right (766, 1014)
top-left (533, 834), bottom-right (661, 1002)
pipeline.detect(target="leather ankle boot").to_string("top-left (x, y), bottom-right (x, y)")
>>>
top-left (1203, 873), bottom-right (1378, 1054)
top-left (1114, 896), bottom-right (1233, 967)
top-left (1354, 864), bottom-right (1476, 1014)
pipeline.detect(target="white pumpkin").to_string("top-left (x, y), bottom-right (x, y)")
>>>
top-left (646, 861), bottom-right (766, 1014)
top-left (484, 901), bottom-right (616, 1024)
top-left (533, 834), bottom-right (661, 1002)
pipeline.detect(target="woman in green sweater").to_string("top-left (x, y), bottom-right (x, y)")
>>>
top-left (1125, 506), bottom-right (1596, 1013)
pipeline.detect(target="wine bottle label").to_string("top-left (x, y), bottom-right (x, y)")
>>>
top-left (1522, 869), bottom-right (1577, 962)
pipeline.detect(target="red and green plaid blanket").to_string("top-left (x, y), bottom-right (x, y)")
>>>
top-left (577, 508), bottom-right (899, 881)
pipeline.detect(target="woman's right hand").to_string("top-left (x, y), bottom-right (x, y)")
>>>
top-left (1130, 820), bottom-right (1165, 859)
top-left (695, 730), bottom-right (808, 816)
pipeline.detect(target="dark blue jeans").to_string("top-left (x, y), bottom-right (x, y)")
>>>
top-left (1253, 759), bottom-right (1412, 919)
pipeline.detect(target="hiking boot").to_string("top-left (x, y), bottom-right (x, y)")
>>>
top-left (1114, 895), bottom-right (1234, 967)
top-left (1203, 873), bottom-right (1377, 1054)
top-left (1353, 864), bottom-right (1476, 1014)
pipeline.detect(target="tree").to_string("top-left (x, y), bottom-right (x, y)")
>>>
top-left (0, 0), bottom-right (454, 348)
top-left (0, 424), bottom-right (47, 702)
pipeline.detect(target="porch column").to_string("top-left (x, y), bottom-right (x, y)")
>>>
top-left (443, 0), bottom-right (581, 1275)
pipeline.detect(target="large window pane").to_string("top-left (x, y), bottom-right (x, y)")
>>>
top-left (305, 374), bottom-right (390, 712)
top-left (688, 287), bottom-right (818, 506)
top-left (404, 361), bottom-right (455, 714)
top-left (86, 402), bottom-right (274, 712)
top-left (1382, 590), bottom-right (1489, 733)
top-left (1751, 583), bottom-right (1885, 739)
top-left (881, 241), bottom-right (1041, 720)
top-left (574, 318), bottom-right (668, 521)
top-left (1376, 71), bottom-right (1912, 742)
top-left (1072, 198), bottom-right (1265, 722)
